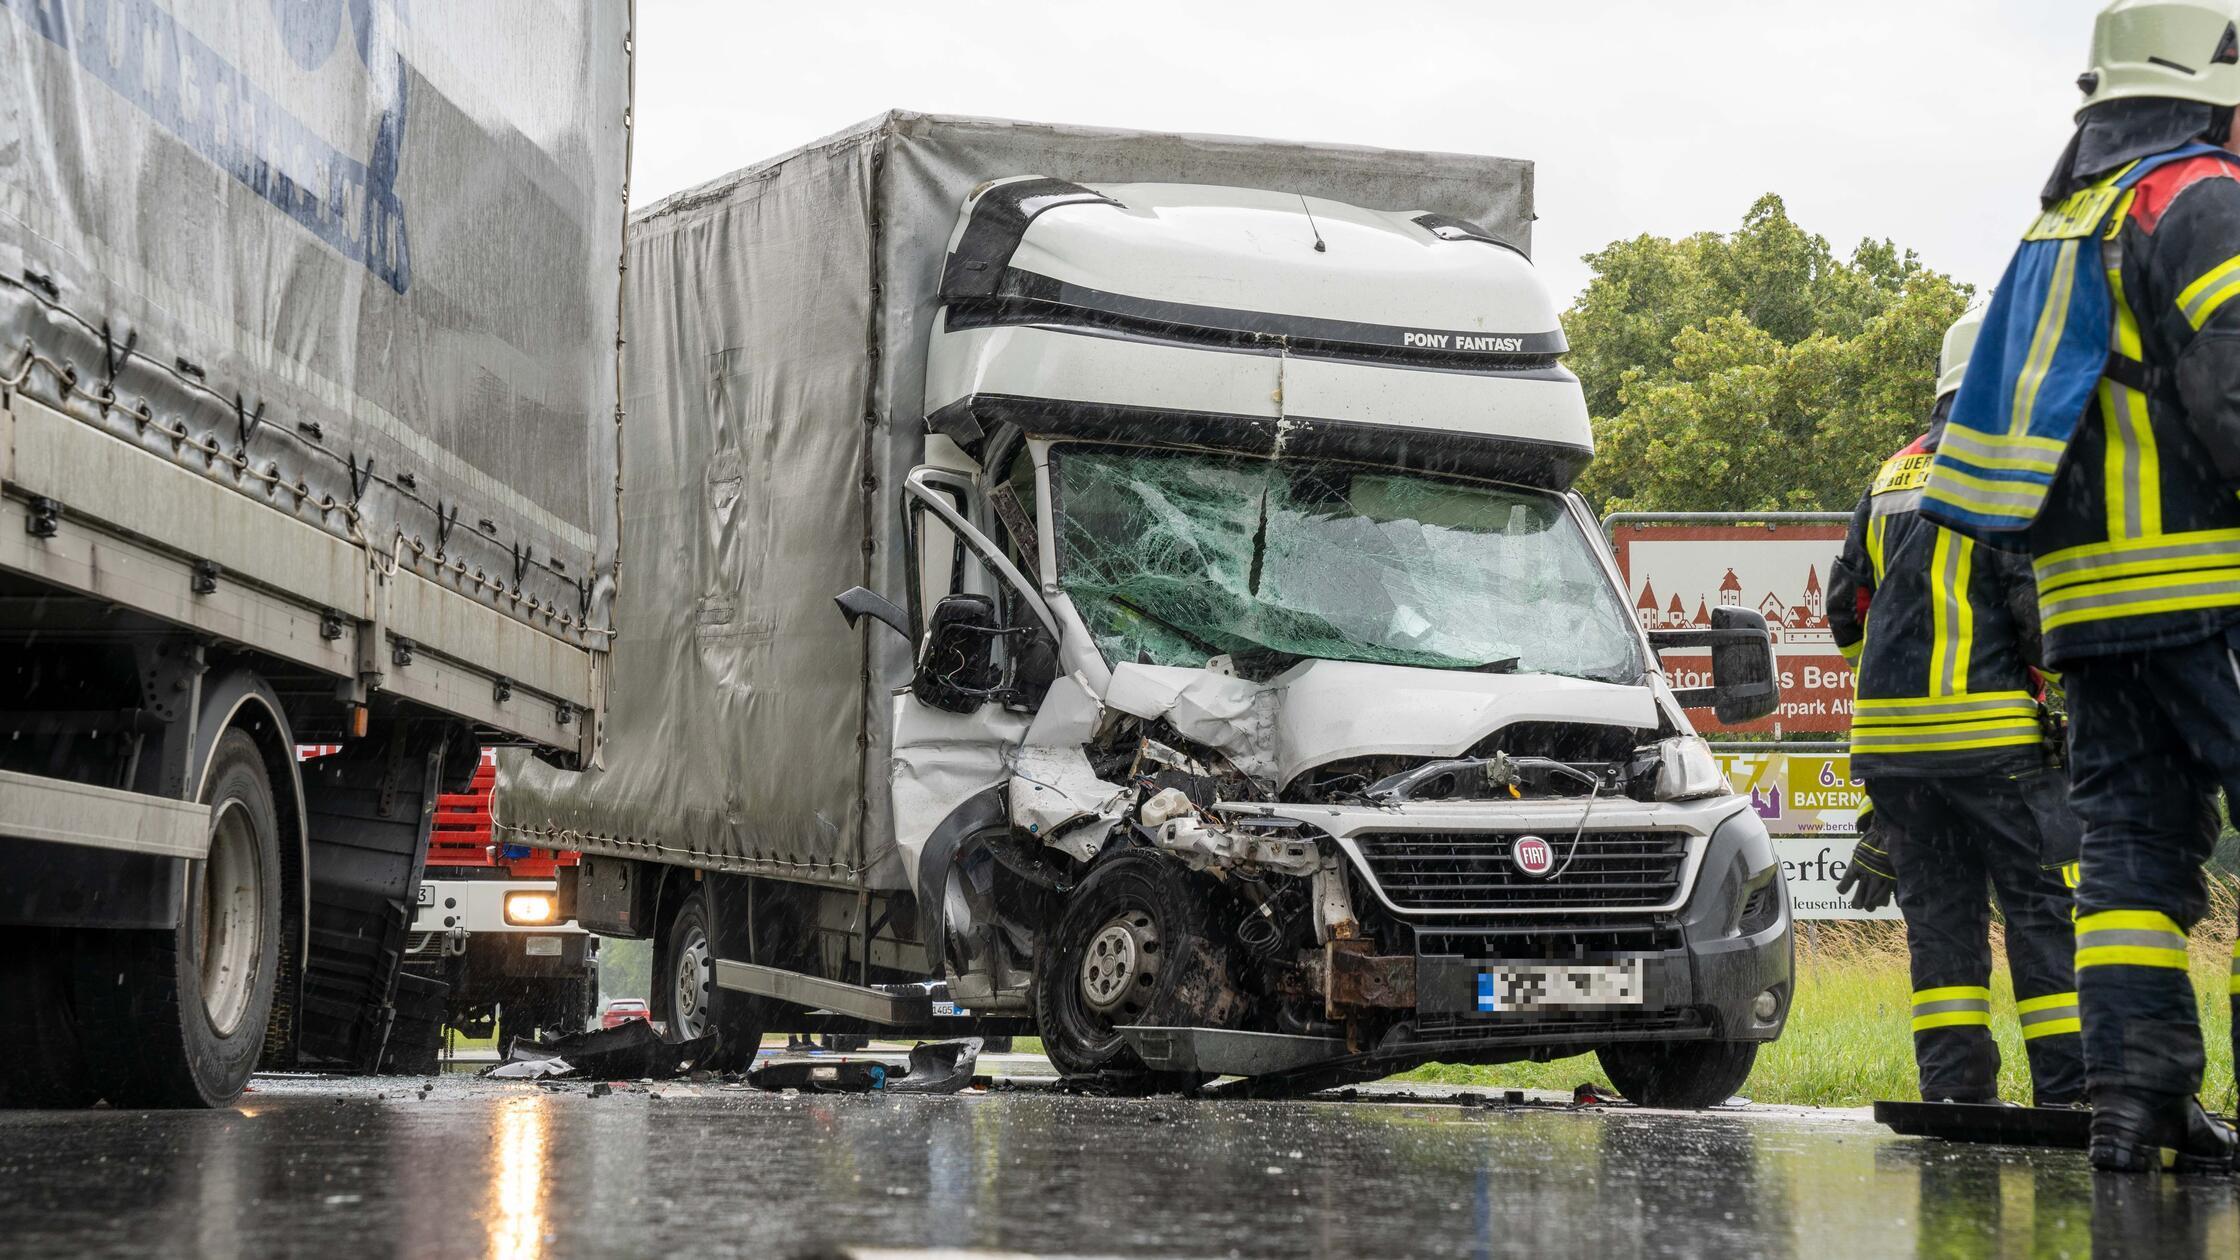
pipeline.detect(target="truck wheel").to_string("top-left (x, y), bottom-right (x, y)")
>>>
top-left (1597, 1040), bottom-right (1758, 1110)
top-left (0, 931), bottom-right (96, 1107)
top-left (1033, 849), bottom-right (1243, 1080)
top-left (74, 730), bottom-right (283, 1107)
top-left (656, 891), bottom-right (763, 1071)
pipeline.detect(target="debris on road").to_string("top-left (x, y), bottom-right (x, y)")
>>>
top-left (484, 1020), bottom-right (721, 1081)
top-left (746, 1038), bottom-right (984, 1094)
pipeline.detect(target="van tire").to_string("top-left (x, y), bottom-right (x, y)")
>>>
top-left (655, 891), bottom-right (763, 1071)
top-left (74, 730), bottom-right (283, 1107)
top-left (1597, 1039), bottom-right (1758, 1110)
top-left (1034, 849), bottom-right (1243, 1081)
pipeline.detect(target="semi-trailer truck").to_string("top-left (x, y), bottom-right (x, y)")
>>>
top-left (0, 3), bottom-right (630, 1106)
top-left (504, 112), bottom-right (1794, 1102)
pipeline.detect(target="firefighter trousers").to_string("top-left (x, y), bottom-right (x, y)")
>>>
top-left (2064, 623), bottom-right (2240, 1100)
top-left (1868, 768), bottom-right (2086, 1106)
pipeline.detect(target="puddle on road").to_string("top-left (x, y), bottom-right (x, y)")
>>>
top-left (0, 1078), bottom-right (2232, 1258)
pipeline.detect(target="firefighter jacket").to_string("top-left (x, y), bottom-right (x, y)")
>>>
top-left (1832, 411), bottom-right (2051, 777)
top-left (2023, 149), bottom-right (2240, 663)
top-left (1924, 144), bottom-right (2240, 664)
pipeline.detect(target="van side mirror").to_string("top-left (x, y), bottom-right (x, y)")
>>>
top-left (914, 593), bottom-right (1004, 713)
top-left (1648, 607), bottom-right (1780, 724)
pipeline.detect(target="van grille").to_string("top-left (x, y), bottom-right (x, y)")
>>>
top-left (1352, 831), bottom-right (1691, 911)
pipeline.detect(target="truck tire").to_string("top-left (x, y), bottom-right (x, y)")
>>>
top-left (655, 891), bottom-right (763, 1071)
top-left (1033, 849), bottom-right (1244, 1081)
top-left (0, 930), bottom-right (96, 1107)
top-left (74, 730), bottom-right (283, 1107)
top-left (1597, 1039), bottom-right (1758, 1110)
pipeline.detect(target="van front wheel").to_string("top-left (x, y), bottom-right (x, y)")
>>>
top-left (1597, 1039), bottom-right (1758, 1110)
top-left (1033, 850), bottom-right (1242, 1081)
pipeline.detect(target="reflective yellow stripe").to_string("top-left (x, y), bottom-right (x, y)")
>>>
top-left (1914, 1010), bottom-right (1995, 1031)
top-left (1838, 639), bottom-right (1862, 666)
top-left (2178, 251), bottom-right (2240, 327)
top-left (2077, 944), bottom-right (2193, 968)
top-left (1852, 693), bottom-right (2042, 753)
top-left (1849, 724), bottom-right (2046, 755)
top-left (1853, 691), bottom-right (2038, 718)
top-left (2018, 988), bottom-right (2082, 1040)
top-left (2061, 861), bottom-right (2080, 891)
top-left (1935, 426), bottom-right (2069, 478)
top-left (2109, 262), bottom-right (2144, 360)
top-left (1921, 464), bottom-right (2050, 511)
top-left (2075, 910), bottom-right (2190, 970)
top-left (2016, 991), bottom-right (2077, 1015)
top-left (1866, 514), bottom-right (1888, 585)
top-left (1953, 538), bottom-right (1975, 694)
top-left (1929, 532), bottom-right (1955, 695)
top-left (2013, 239), bottom-right (2080, 436)
top-left (2035, 529), bottom-right (2240, 592)
top-left (2100, 378), bottom-right (2162, 541)
top-left (2079, 910), bottom-right (2185, 933)
top-left (1911, 986), bottom-right (1994, 1033)
top-left (2041, 570), bottom-right (2240, 631)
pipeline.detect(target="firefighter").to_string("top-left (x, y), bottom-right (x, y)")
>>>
top-left (1830, 308), bottom-right (2086, 1110)
top-left (1917, 0), bottom-right (2240, 1172)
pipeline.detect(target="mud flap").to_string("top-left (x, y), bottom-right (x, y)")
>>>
top-left (295, 725), bottom-right (459, 1071)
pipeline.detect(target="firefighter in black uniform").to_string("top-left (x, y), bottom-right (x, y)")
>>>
top-left (1831, 310), bottom-right (2086, 1109)
top-left (1920, 2), bottom-right (2240, 1173)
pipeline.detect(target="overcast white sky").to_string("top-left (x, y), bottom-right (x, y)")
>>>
top-left (631, 0), bottom-right (2108, 303)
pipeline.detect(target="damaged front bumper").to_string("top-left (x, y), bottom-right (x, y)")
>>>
top-left (1131, 799), bottom-right (1794, 1081)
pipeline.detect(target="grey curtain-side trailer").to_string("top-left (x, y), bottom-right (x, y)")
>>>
top-left (0, 2), bottom-right (631, 1106)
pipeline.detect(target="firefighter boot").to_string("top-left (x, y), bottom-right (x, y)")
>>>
top-left (2087, 1087), bottom-right (2237, 1174)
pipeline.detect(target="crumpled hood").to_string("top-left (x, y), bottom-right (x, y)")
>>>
top-left (1100, 658), bottom-right (1659, 789)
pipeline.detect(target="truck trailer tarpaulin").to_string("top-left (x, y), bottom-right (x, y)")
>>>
top-left (0, 0), bottom-right (629, 641)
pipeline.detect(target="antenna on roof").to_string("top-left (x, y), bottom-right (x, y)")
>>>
top-left (1298, 195), bottom-right (1327, 253)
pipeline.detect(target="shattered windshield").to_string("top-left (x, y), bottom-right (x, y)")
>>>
top-left (1051, 445), bottom-right (1645, 682)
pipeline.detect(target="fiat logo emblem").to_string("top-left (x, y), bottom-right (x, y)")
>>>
top-left (1512, 835), bottom-right (1555, 878)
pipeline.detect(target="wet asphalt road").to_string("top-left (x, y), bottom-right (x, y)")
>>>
top-left (1, 1070), bottom-right (2236, 1259)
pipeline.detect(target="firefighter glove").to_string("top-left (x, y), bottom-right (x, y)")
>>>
top-left (1836, 807), bottom-right (1898, 913)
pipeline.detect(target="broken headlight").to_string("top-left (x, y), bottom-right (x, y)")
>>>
top-left (1652, 736), bottom-right (1729, 801)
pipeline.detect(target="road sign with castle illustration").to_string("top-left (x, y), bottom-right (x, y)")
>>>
top-left (1609, 522), bottom-right (1853, 735)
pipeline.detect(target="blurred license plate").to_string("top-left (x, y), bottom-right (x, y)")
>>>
top-left (524, 937), bottom-right (562, 957)
top-left (1477, 960), bottom-right (1645, 1013)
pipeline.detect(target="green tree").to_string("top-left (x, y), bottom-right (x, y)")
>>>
top-left (1566, 195), bottom-right (1973, 514)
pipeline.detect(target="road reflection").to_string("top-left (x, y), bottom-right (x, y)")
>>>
top-left (487, 1095), bottom-right (550, 1260)
top-left (0, 1084), bottom-right (2234, 1258)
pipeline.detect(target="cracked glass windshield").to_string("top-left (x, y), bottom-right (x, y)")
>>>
top-left (1052, 445), bottom-right (1644, 681)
